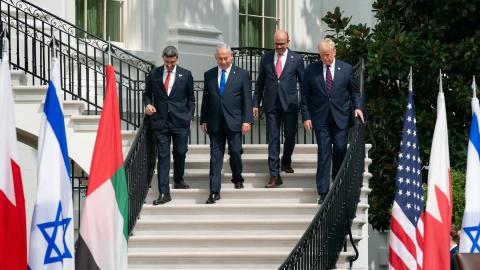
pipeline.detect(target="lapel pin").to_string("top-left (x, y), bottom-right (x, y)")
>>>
top-left (337, 67), bottom-right (341, 71)
top-left (178, 74), bottom-right (183, 77)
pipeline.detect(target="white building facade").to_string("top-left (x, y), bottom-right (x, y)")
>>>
top-left (33, 0), bottom-right (375, 78)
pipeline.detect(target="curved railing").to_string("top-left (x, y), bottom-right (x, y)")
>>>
top-left (0, 0), bottom-right (154, 130)
top-left (279, 118), bottom-right (365, 270)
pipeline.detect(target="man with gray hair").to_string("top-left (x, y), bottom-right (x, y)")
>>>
top-left (200, 43), bottom-right (253, 204)
top-left (143, 45), bottom-right (195, 205)
top-left (301, 38), bottom-right (364, 204)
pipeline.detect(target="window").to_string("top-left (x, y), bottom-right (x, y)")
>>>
top-left (75, 0), bottom-right (124, 42)
top-left (239, 0), bottom-right (278, 48)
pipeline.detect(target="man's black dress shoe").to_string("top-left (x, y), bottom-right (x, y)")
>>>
top-left (265, 175), bottom-right (283, 188)
top-left (205, 193), bottom-right (221, 204)
top-left (153, 193), bottom-right (172, 205)
top-left (234, 182), bottom-right (244, 189)
top-left (174, 181), bottom-right (190, 189)
top-left (281, 162), bottom-right (294, 173)
top-left (317, 194), bottom-right (327, 205)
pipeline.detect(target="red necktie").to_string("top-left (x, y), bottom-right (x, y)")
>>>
top-left (275, 54), bottom-right (283, 78)
top-left (164, 71), bottom-right (171, 95)
top-left (325, 65), bottom-right (333, 95)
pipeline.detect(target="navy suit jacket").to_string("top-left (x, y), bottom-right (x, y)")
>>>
top-left (301, 59), bottom-right (362, 130)
top-left (143, 65), bottom-right (195, 130)
top-left (253, 50), bottom-right (305, 112)
top-left (200, 65), bottom-right (253, 133)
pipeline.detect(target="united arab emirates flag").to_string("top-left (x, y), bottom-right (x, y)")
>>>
top-left (76, 64), bottom-right (128, 270)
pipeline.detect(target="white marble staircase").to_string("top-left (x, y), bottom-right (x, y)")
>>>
top-left (128, 144), bottom-right (372, 270)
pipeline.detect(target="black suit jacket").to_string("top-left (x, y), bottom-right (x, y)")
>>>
top-left (200, 65), bottom-right (253, 133)
top-left (301, 59), bottom-right (362, 130)
top-left (143, 65), bottom-right (195, 130)
top-left (253, 50), bottom-right (305, 112)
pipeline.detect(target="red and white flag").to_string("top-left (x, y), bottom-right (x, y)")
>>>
top-left (0, 47), bottom-right (27, 269)
top-left (423, 71), bottom-right (452, 270)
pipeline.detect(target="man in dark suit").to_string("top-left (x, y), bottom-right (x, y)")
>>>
top-left (301, 38), bottom-right (364, 204)
top-left (253, 30), bottom-right (305, 188)
top-left (143, 45), bottom-right (195, 205)
top-left (200, 44), bottom-right (253, 204)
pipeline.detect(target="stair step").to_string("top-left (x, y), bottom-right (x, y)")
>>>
top-left (132, 219), bottom-right (311, 236)
top-left (10, 70), bottom-right (27, 85)
top-left (139, 204), bottom-right (318, 221)
top-left (40, 100), bottom-right (86, 117)
top-left (69, 115), bottom-right (100, 131)
top-left (12, 85), bottom-right (48, 103)
top-left (128, 251), bottom-right (287, 269)
top-left (128, 235), bottom-right (299, 250)
top-left (145, 188), bottom-right (318, 204)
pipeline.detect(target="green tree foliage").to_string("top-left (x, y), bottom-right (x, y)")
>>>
top-left (322, 1), bottom-right (479, 230)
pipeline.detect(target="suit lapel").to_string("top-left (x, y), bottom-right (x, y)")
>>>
top-left (158, 66), bottom-right (168, 97)
top-left (317, 64), bottom-right (327, 95)
top-left (279, 52), bottom-right (294, 79)
top-left (332, 61), bottom-right (342, 93)
top-left (169, 68), bottom-right (184, 96)
top-left (268, 52), bottom-right (277, 78)
top-left (211, 67), bottom-right (220, 96)
top-left (223, 66), bottom-right (237, 94)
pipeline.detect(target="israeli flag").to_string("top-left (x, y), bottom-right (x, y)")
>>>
top-left (28, 55), bottom-right (75, 269)
top-left (459, 77), bottom-right (480, 253)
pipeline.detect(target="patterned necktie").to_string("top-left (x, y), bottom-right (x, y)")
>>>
top-left (219, 69), bottom-right (226, 95)
top-left (325, 65), bottom-right (333, 95)
top-left (164, 71), bottom-right (171, 95)
top-left (275, 54), bottom-right (283, 78)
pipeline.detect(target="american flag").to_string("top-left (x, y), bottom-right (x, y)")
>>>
top-left (389, 71), bottom-right (425, 270)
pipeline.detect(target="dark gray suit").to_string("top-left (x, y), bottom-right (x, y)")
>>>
top-left (301, 59), bottom-right (362, 194)
top-left (143, 65), bottom-right (195, 194)
top-left (200, 65), bottom-right (253, 193)
top-left (253, 50), bottom-right (305, 176)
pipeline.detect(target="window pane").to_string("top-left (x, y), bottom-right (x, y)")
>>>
top-left (75, 0), bottom-right (85, 37)
top-left (264, 0), bottom-right (276, 17)
top-left (248, 0), bottom-right (262, 16)
top-left (264, 18), bottom-right (276, 48)
top-left (106, 0), bottom-right (122, 41)
top-left (239, 15), bottom-right (247, 47)
top-left (247, 16), bottom-right (262, 47)
top-left (87, 0), bottom-right (104, 38)
top-left (239, 0), bottom-right (246, 14)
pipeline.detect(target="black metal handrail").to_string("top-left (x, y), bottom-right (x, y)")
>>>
top-left (278, 118), bottom-right (365, 270)
top-left (0, 0), bottom-right (154, 130)
top-left (124, 116), bottom-right (157, 235)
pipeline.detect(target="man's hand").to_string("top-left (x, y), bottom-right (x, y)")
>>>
top-left (145, 104), bottom-right (156, 115)
top-left (242, 123), bottom-right (251, 135)
top-left (355, 109), bottom-right (364, 123)
top-left (303, 120), bottom-right (312, 131)
top-left (201, 123), bottom-right (208, 134)
top-left (253, 107), bottom-right (259, 119)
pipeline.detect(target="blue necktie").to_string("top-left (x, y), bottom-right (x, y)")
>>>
top-left (219, 69), bottom-right (226, 95)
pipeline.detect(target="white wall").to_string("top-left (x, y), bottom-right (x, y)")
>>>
top-left (285, 0), bottom-right (375, 53)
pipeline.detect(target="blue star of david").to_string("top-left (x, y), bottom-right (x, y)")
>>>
top-left (463, 222), bottom-right (480, 253)
top-left (37, 201), bottom-right (72, 264)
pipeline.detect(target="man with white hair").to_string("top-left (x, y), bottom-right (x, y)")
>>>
top-left (200, 44), bottom-right (253, 204)
top-left (301, 38), bottom-right (364, 204)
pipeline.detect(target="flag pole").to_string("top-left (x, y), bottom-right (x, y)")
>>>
top-left (408, 66), bottom-right (413, 92)
top-left (439, 69), bottom-right (443, 93)
top-left (473, 76), bottom-right (477, 99)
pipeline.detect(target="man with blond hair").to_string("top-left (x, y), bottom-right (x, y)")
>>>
top-left (301, 38), bottom-right (364, 204)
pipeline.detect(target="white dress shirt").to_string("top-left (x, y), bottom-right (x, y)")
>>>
top-left (217, 64), bottom-right (232, 87)
top-left (323, 58), bottom-right (336, 81)
top-left (273, 48), bottom-right (288, 71)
